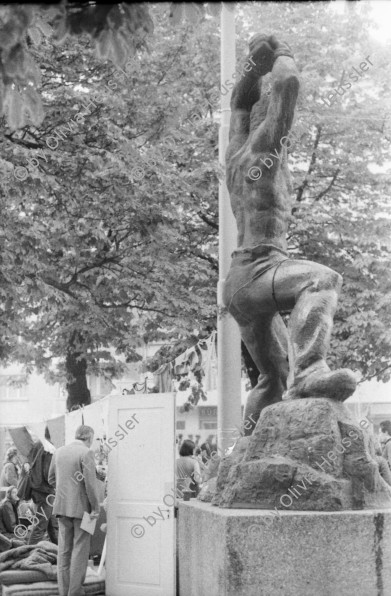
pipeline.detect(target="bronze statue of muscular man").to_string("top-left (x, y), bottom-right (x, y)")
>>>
top-left (223, 34), bottom-right (356, 436)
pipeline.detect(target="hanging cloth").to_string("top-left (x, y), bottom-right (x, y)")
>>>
top-left (186, 347), bottom-right (199, 372)
top-left (153, 364), bottom-right (165, 391)
top-left (203, 331), bottom-right (217, 391)
top-left (173, 346), bottom-right (199, 376)
top-left (8, 427), bottom-right (34, 457)
top-left (29, 421), bottom-right (47, 444)
top-left (157, 363), bottom-right (173, 393)
top-left (100, 397), bottom-right (109, 440)
top-left (44, 416), bottom-right (66, 449)
top-left (65, 408), bottom-right (83, 444)
top-left (173, 351), bottom-right (189, 376)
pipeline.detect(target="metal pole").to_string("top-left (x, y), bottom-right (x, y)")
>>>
top-left (217, 3), bottom-right (242, 456)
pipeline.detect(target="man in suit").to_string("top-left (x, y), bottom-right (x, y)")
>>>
top-left (49, 425), bottom-right (100, 596)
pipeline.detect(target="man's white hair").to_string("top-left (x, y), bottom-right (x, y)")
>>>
top-left (75, 425), bottom-right (94, 441)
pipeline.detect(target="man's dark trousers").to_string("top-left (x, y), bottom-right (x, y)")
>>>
top-left (28, 495), bottom-right (58, 545)
top-left (58, 516), bottom-right (91, 596)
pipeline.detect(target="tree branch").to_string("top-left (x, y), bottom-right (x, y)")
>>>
top-left (193, 250), bottom-right (218, 271)
top-left (64, 255), bottom-right (120, 287)
top-left (197, 211), bottom-right (218, 230)
top-left (293, 124), bottom-right (322, 210)
top-left (38, 276), bottom-right (79, 301)
top-left (314, 168), bottom-right (340, 201)
top-left (358, 363), bottom-right (391, 384)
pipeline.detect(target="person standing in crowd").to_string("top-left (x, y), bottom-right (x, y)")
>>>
top-left (176, 435), bottom-right (183, 454)
top-left (205, 435), bottom-right (218, 458)
top-left (27, 440), bottom-right (58, 545)
top-left (376, 447), bottom-right (391, 486)
top-left (379, 420), bottom-right (391, 469)
top-left (49, 425), bottom-right (100, 596)
top-left (176, 439), bottom-right (202, 497)
top-left (18, 498), bottom-right (35, 530)
top-left (199, 443), bottom-right (211, 465)
top-left (0, 486), bottom-right (23, 540)
top-left (194, 447), bottom-right (208, 482)
top-left (366, 432), bottom-right (391, 487)
top-left (205, 434), bottom-right (214, 451)
top-left (196, 443), bottom-right (214, 482)
top-left (0, 448), bottom-right (20, 488)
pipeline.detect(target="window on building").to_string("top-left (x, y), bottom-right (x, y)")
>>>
top-left (199, 406), bottom-right (217, 430)
top-left (176, 420), bottom-right (186, 430)
top-left (200, 421), bottom-right (217, 430)
top-left (0, 376), bottom-right (28, 401)
top-left (199, 406), bottom-right (217, 418)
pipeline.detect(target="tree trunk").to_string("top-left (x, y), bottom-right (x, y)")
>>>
top-left (65, 332), bottom-right (91, 412)
top-left (241, 341), bottom-right (259, 388)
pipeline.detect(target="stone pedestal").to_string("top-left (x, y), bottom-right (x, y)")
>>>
top-left (178, 500), bottom-right (391, 596)
top-left (213, 398), bottom-right (391, 510)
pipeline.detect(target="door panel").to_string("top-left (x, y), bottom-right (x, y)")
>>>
top-left (106, 394), bottom-right (175, 596)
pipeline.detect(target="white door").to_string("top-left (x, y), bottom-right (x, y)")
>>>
top-left (106, 394), bottom-right (176, 596)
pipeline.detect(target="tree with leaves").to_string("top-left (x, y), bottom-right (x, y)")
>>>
top-left (0, 4), bottom-right (219, 409)
top-left (1, 2), bottom-right (390, 411)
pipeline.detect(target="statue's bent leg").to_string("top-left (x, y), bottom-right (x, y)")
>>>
top-left (239, 314), bottom-right (289, 435)
top-left (223, 252), bottom-right (290, 435)
top-left (271, 259), bottom-right (357, 401)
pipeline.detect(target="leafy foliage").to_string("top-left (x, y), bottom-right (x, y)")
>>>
top-left (0, 5), bottom-right (219, 393)
top-left (0, 3), bottom-right (221, 129)
top-left (0, 0), bottom-right (390, 405)
top-left (0, 3), bottom-right (154, 130)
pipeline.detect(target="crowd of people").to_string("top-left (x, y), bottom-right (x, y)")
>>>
top-left (175, 421), bottom-right (391, 497)
top-left (0, 443), bottom-right (58, 548)
top-left (0, 419), bottom-right (391, 592)
top-left (175, 435), bottom-right (222, 497)
top-left (0, 425), bottom-right (102, 596)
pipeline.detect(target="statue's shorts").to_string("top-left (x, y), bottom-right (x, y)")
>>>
top-left (223, 244), bottom-right (289, 325)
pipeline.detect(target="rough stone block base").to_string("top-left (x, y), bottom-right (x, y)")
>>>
top-left (178, 500), bottom-right (391, 596)
top-left (214, 399), bottom-right (391, 510)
